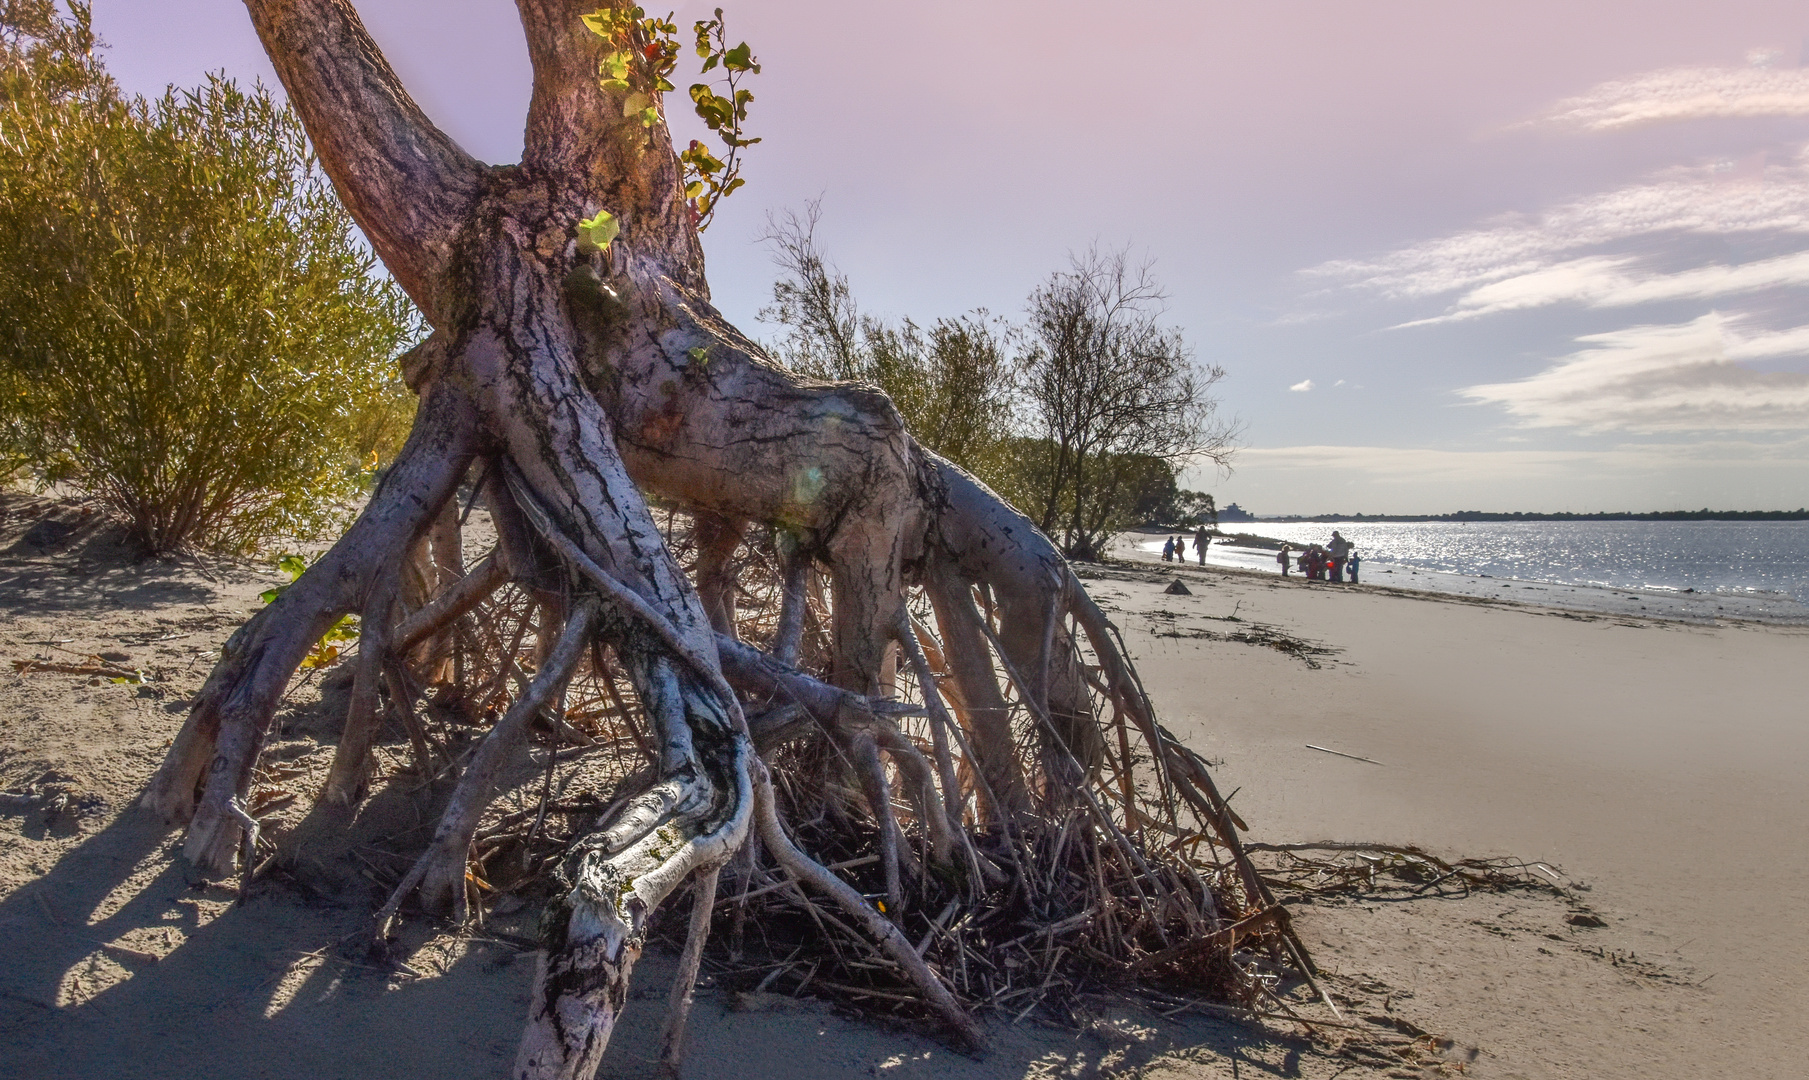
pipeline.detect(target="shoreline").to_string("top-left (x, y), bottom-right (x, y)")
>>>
top-left (1113, 531), bottom-right (1809, 626)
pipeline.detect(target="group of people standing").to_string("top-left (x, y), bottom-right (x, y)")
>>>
top-left (1161, 527), bottom-right (1212, 565)
top-left (1278, 530), bottom-right (1360, 584)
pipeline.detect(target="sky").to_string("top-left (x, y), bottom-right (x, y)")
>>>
top-left (94, 1), bottom-right (1809, 515)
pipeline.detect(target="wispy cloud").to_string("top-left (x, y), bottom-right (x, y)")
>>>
top-left (1306, 149), bottom-right (1809, 301)
top-left (1289, 379), bottom-right (1314, 392)
top-left (1228, 436), bottom-right (1809, 483)
top-left (1529, 60), bottom-right (1809, 133)
top-left (1395, 250), bottom-right (1809, 326)
top-left (1207, 437), bottom-right (1809, 517)
top-left (1460, 313), bottom-right (1809, 433)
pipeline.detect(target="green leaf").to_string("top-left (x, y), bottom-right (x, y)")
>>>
top-left (638, 105), bottom-right (661, 128)
top-left (576, 209), bottom-right (619, 253)
top-left (621, 91), bottom-right (649, 118)
top-left (724, 42), bottom-right (755, 72)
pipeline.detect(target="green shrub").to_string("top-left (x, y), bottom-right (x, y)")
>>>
top-left (0, 11), bottom-right (419, 553)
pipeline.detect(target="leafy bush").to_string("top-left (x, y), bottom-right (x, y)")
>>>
top-left (0, 7), bottom-right (419, 553)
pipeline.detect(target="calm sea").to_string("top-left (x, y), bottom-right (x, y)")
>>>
top-left (1221, 521), bottom-right (1809, 604)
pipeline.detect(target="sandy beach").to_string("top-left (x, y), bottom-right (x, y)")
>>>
top-left (1, 497), bottom-right (1803, 1079)
top-left (1095, 556), bottom-right (1808, 1079)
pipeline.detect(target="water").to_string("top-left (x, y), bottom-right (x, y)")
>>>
top-left (1132, 521), bottom-right (1809, 621)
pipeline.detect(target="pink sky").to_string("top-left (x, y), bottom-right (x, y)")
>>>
top-left (98, 1), bottom-right (1809, 513)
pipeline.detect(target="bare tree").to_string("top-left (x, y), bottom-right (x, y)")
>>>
top-left (1020, 246), bottom-right (1236, 560)
top-left (756, 199), bottom-right (862, 380)
top-left (136, 6), bottom-right (1291, 1078)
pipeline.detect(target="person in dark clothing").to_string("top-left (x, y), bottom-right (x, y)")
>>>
top-left (1277, 545), bottom-right (1291, 576)
top-left (1193, 527), bottom-right (1210, 565)
top-left (1327, 530), bottom-right (1352, 583)
top-left (1348, 551), bottom-right (1361, 584)
top-left (1162, 536), bottom-right (1174, 562)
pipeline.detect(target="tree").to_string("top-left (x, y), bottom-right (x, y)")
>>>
top-left (1172, 488), bottom-right (1218, 528)
top-left (757, 201), bottom-right (863, 380)
top-left (138, 5), bottom-right (1298, 1077)
top-left (0, 6), bottom-right (418, 552)
top-left (1019, 247), bottom-right (1237, 560)
top-left (0, 0), bottom-right (109, 104)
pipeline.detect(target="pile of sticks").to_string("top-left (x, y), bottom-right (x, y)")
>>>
top-left (358, 512), bottom-right (1326, 1027)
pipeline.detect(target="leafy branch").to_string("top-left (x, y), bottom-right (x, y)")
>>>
top-left (581, 4), bottom-right (678, 131)
top-left (580, 5), bottom-right (760, 231)
top-left (682, 8), bottom-right (760, 229)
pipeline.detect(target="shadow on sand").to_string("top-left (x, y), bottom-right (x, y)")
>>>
top-left (0, 808), bottom-right (1321, 1080)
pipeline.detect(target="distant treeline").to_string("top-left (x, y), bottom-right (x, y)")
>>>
top-left (1250, 510), bottom-right (1809, 523)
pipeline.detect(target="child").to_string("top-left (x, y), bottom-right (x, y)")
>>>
top-left (1348, 551), bottom-right (1361, 585)
top-left (1162, 536), bottom-right (1174, 562)
top-left (1276, 545), bottom-right (1291, 576)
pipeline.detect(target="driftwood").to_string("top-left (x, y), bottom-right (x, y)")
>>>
top-left (1247, 841), bottom-right (1567, 898)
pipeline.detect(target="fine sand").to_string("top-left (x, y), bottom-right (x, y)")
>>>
top-left (1, 496), bottom-right (1802, 1079)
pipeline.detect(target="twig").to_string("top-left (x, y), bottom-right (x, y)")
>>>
top-left (1305, 744), bottom-right (1386, 766)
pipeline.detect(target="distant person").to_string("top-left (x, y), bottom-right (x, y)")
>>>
top-left (1277, 544), bottom-right (1291, 576)
top-left (1193, 526), bottom-right (1210, 566)
top-left (1328, 530), bottom-right (1353, 583)
top-left (1347, 551), bottom-right (1360, 585)
top-left (1161, 536), bottom-right (1175, 562)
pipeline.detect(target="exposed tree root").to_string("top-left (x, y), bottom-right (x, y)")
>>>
top-left (141, 4), bottom-right (1323, 1076)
